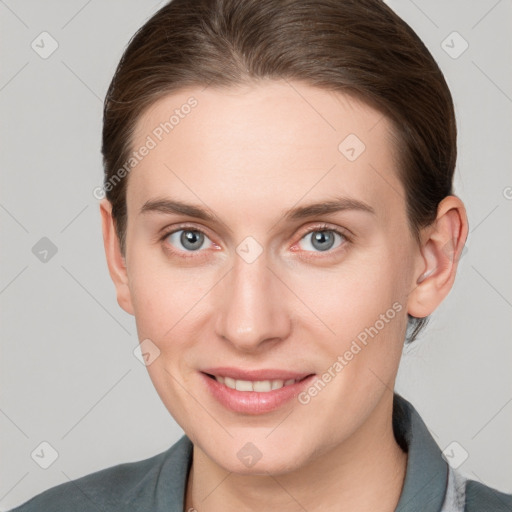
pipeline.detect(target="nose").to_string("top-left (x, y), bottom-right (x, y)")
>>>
top-left (214, 249), bottom-right (292, 352)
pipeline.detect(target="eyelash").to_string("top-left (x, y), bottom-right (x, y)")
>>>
top-left (158, 223), bottom-right (351, 260)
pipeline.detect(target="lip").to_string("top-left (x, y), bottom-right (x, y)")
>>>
top-left (200, 368), bottom-right (316, 415)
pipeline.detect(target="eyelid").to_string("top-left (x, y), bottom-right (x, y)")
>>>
top-left (158, 222), bottom-right (213, 242)
top-left (295, 222), bottom-right (353, 243)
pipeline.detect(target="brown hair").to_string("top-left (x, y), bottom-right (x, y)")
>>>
top-left (101, 0), bottom-right (457, 342)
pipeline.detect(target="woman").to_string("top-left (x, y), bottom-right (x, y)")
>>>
top-left (10, 0), bottom-right (512, 510)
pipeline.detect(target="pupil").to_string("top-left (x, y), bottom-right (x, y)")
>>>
top-left (182, 230), bottom-right (203, 250)
top-left (313, 231), bottom-right (334, 251)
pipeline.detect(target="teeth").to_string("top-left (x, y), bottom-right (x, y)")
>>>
top-left (253, 380), bottom-right (272, 392)
top-left (235, 379), bottom-right (253, 391)
top-left (215, 376), bottom-right (299, 392)
top-left (224, 376), bottom-right (235, 389)
top-left (271, 379), bottom-right (284, 390)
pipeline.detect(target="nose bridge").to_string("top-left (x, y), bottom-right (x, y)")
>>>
top-left (214, 247), bottom-right (291, 350)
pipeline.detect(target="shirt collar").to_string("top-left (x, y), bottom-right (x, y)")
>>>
top-left (394, 392), bottom-right (449, 511)
top-left (159, 392), bottom-right (449, 511)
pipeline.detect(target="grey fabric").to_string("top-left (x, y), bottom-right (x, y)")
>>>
top-left (394, 393), bottom-right (449, 512)
top-left (8, 437), bottom-right (193, 512)
top-left (8, 393), bottom-right (512, 511)
top-left (464, 480), bottom-right (512, 512)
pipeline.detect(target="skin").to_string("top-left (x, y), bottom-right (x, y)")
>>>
top-left (100, 81), bottom-right (468, 511)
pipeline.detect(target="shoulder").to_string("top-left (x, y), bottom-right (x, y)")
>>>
top-left (8, 452), bottom-right (167, 512)
top-left (8, 436), bottom-right (191, 512)
top-left (464, 478), bottom-right (512, 512)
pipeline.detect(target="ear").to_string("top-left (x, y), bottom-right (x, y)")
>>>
top-left (407, 195), bottom-right (468, 318)
top-left (99, 199), bottom-right (134, 316)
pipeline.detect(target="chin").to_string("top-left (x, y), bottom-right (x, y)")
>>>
top-left (202, 436), bottom-right (313, 476)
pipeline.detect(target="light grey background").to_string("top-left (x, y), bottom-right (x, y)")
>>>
top-left (1, 0), bottom-right (511, 509)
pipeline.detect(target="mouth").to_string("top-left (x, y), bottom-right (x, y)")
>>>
top-left (200, 368), bottom-right (316, 414)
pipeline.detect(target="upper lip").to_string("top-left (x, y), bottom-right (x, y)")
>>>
top-left (201, 367), bottom-right (314, 381)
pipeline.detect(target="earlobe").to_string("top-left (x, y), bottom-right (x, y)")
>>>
top-left (407, 196), bottom-right (468, 318)
top-left (99, 199), bottom-right (135, 316)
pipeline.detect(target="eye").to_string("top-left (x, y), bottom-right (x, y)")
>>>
top-left (296, 225), bottom-right (348, 253)
top-left (162, 227), bottom-right (214, 253)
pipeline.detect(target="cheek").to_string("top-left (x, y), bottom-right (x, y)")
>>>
top-left (129, 273), bottom-right (177, 338)
top-left (126, 242), bottom-right (209, 337)
top-left (297, 252), bottom-right (407, 329)
top-left (297, 247), bottom-right (410, 381)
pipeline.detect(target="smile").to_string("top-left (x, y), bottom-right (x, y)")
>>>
top-left (200, 369), bottom-right (316, 414)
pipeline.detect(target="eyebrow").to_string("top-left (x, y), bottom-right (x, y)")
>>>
top-left (140, 195), bottom-right (375, 225)
top-left (282, 196), bottom-right (375, 221)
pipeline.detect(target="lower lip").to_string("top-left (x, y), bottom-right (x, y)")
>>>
top-left (201, 372), bottom-right (316, 415)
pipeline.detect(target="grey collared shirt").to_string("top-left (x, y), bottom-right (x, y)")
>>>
top-left (8, 393), bottom-right (512, 511)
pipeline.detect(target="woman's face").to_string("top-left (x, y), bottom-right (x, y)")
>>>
top-left (119, 81), bottom-right (421, 474)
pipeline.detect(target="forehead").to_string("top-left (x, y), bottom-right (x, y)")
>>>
top-left (127, 81), bottom-right (405, 226)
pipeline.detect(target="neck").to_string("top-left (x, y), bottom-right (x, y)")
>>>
top-left (185, 393), bottom-right (407, 512)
